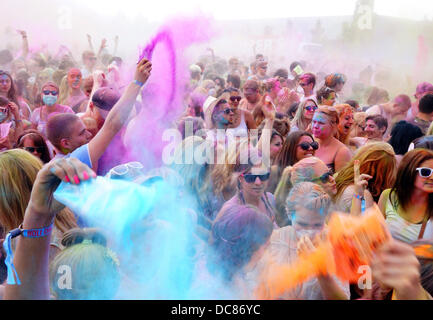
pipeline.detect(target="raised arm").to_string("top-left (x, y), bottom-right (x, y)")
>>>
top-left (88, 58), bottom-right (152, 167)
top-left (4, 158), bottom-right (96, 300)
top-left (17, 30), bottom-right (29, 59)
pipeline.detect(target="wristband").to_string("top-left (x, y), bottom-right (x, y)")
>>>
top-left (3, 222), bottom-right (54, 285)
top-left (132, 79), bottom-right (145, 87)
top-left (353, 194), bottom-right (364, 200)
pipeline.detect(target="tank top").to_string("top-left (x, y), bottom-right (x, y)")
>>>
top-left (384, 190), bottom-right (432, 243)
top-left (226, 111), bottom-right (248, 138)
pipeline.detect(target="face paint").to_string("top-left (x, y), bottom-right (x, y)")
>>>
top-left (312, 113), bottom-right (328, 124)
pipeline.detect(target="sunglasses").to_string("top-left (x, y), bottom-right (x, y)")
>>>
top-left (43, 90), bottom-right (58, 96)
top-left (230, 96), bottom-right (242, 102)
top-left (416, 167), bottom-right (433, 178)
top-left (300, 82), bottom-right (309, 87)
top-left (0, 106), bottom-right (8, 113)
top-left (111, 161), bottom-right (144, 176)
top-left (298, 141), bottom-right (319, 151)
top-left (312, 171), bottom-right (333, 184)
top-left (242, 172), bottom-right (271, 183)
top-left (23, 146), bottom-right (44, 153)
top-left (305, 105), bottom-right (318, 112)
top-left (223, 108), bottom-right (235, 115)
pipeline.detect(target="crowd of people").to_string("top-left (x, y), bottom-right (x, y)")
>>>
top-left (0, 28), bottom-right (432, 300)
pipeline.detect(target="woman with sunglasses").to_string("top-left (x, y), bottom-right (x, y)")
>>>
top-left (16, 129), bottom-right (52, 163)
top-left (215, 149), bottom-right (278, 228)
top-left (268, 131), bottom-right (318, 194)
top-left (312, 106), bottom-right (352, 174)
top-left (335, 142), bottom-right (396, 215)
top-left (30, 82), bottom-right (74, 137)
top-left (274, 157), bottom-right (337, 227)
top-left (290, 99), bottom-right (318, 133)
top-left (378, 149), bottom-right (433, 243)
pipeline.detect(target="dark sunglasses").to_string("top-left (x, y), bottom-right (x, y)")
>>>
top-left (223, 108), bottom-right (235, 115)
top-left (0, 106), bottom-right (8, 113)
top-left (298, 141), bottom-right (319, 151)
top-left (230, 96), bottom-right (242, 102)
top-left (300, 82), bottom-right (309, 87)
top-left (43, 90), bottom-right (58, 96)
top-left (23, 146), bottom-right (44, 153)
top-left (416, 167), bottom-right (433, 178)
top-left (305, 105), bottom-right (318, 112)
top-left (312, 171), bottom-right (333, 184)
top-left (242, 172), bottom-right (271, 183)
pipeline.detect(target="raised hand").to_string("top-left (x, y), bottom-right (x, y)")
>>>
top-left (371, 240), bottom-right (427, 300)
top-left (354, 160), bottom-right (372, 197)
top-left (135, 58), bottom-right (152, 85)
top-left (28, 158), bottom-right (96, 219)
top-left (261, 95), bottom-right (276, 120)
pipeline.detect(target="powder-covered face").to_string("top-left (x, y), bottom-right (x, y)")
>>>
top-left (323, 92), bottom-right (336, 106)
top-left (312, 113), bottom-right (333, 139)
top-left (338, 112), bottom-right (354, 135)
top-left (291, 205), bottom-right (326, 240)
top-left (0, 74), bottom-right (11, 93)
top-left (68, 69), bottom-right (82, 89)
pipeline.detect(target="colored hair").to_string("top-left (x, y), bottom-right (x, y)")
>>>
top-left (209, 204), bottom-right (273, 281)
top-left (316, 86), bottom-right (336, 105)
top-left (324, 73), bottom-right (346, 89)
top-left (335, 104), bottom-right (354, 144)
top-left (286, 182), bottom-right (331, 218)
top-left (335, 142), bottom-right (396, 203)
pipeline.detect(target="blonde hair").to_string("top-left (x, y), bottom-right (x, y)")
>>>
top-left (57, 75), bottom-right (69, 105)
top-left (49, 228), bottom-right (120, 300)
top-left (274, 157), bottom-right (327, 226)
top-left (291, 99), bottom-right (317, 131)
top-left (0, 149), bottom-right (77, 234)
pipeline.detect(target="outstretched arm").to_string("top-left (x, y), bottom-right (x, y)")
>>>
top-left (88, 58), bottom-right (152, 167)
top-left (17, 30), bottom-right (29, 59)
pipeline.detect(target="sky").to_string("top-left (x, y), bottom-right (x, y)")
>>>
top-left (71, 0), bottom-right (433, 22)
